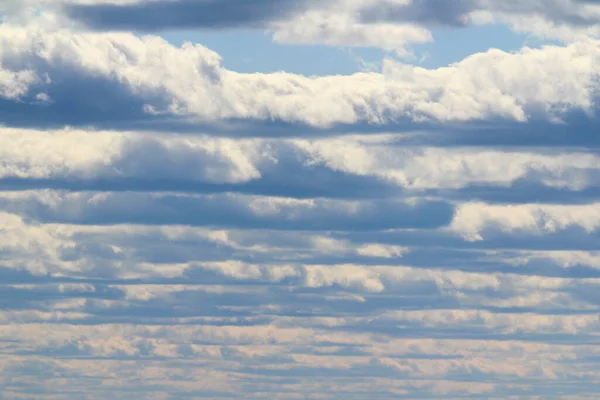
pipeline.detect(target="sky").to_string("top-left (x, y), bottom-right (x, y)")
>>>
top-left (1, 0), bottom-right (600, 399)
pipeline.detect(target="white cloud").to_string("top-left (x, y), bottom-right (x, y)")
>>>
top-left (356, 243), bottom-right (406, 257)
top-left (0, 127), bottom-right (265, 183)
top-left (296, 138), bottom-right (600, 190)
top-left (381, 308), bottom-right (600, 334)
top-left (490, 250), bottom-right (600, 270)
top-left (6, 126), bottom-right (600, 197)
top-left (1, 20), bottom-right (599, 127)
top-left (41, 0), bottom-right (600, 50)
top-left (271, 10), bottom-right (433, 57)
top-left (450, 202), bottom-right (600, 241)
top-left (0, 67), bottom-right (39, 99)
top-left (466, 0), bottom-right (600, 41)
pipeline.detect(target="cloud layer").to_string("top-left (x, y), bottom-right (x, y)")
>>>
top-left (0, 19), bottom-right (599, 130)
top-left (57, 0), bottom-right (600, 52)
top-left (2, 4), bottom-right (600, 399)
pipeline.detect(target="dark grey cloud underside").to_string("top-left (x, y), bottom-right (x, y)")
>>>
top-left (359, 0), bottom-right (600, 27)
top-left (359, 0), bottom-right (475, 27)
top-left (4, 51), bottom-right (599, 145)
top-left (64, 0), bottom-right (600, 33)
top-left (6, 96), bottom-right (600, 153)
top-left (65, 0), bottom-right (312, 31)
top-left (344, 228), bottom-right (600, 251)
top-left (0, 174), bottom-right (401, 200)
top-left (4, 177), bottom-right (600, 206)
top-left (0, 194), bottom-right (454, 230)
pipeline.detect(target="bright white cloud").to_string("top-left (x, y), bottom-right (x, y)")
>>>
top-left (0, 127), bottom-right (266, 182)
top-left (270, 10), bottom-right (433, 57)
top-left (5, 126), bottom-right (600, 199)
top-left (0, 20), bottom-right (599, 127)
top-left (451, 202), bottom-right (600, 240)
top-left (295, 138), bottom-right (600, 190)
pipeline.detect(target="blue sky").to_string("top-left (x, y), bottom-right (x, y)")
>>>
top-left (160, 23), bottom-right (529, 75)
top-left (1, 0), bottom-right (600, 399)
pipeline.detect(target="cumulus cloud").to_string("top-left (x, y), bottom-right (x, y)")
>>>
top-left (6, 127), bottom-right (600, 201)
top-left (0, 127), bottom-right (264, 183)
top-left (450, 202), bottom-right (600, 240)
top-left (295, 137), bottom-right (600, 190)
top-left (0, 20), bottom-right (599, 129)
top-left (269, 10), bottom-right (433, 57)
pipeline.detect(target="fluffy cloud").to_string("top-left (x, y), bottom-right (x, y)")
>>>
top-left (0, 20), bottom-right (599, 129)
top-left (270, 10), bottom-right (433, 56)
top-left (0, 127), bottom-right (264, 183)
top-left (451, 202), bottom-right (600, 240)
top-left (5, 127), bottom-right (600, 198)
top-left (295, 137), bottom-right (600, 190)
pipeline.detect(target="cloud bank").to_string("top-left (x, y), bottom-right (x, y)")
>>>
top-left (0, 19), bottom-right (599, 130)
top-left (58, 0), bottom-right (600, 52)
top-left (2, 3), bottom-right (600, 399)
